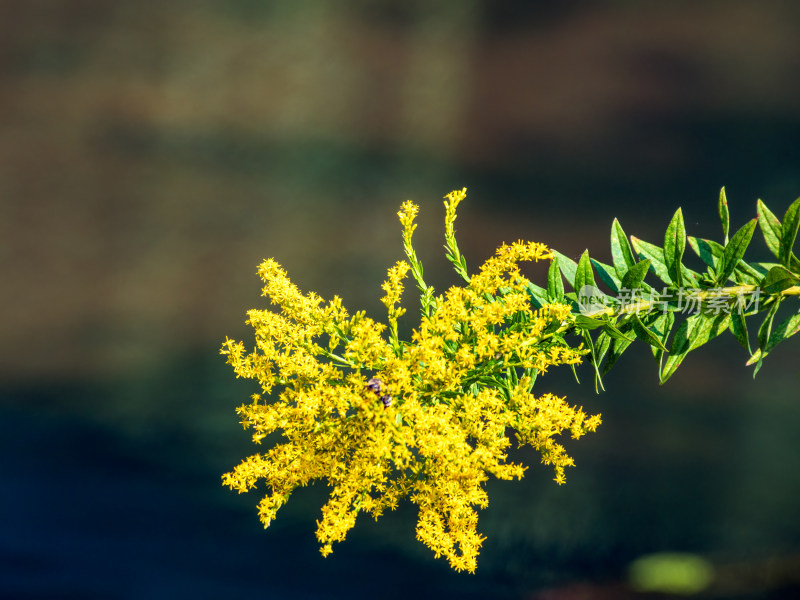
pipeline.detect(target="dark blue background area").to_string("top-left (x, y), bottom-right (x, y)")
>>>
top-left (3, 347), bottom-right (799, 598)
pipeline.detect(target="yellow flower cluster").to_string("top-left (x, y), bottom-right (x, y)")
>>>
top-left (221, 190), bottom-right (601, 572)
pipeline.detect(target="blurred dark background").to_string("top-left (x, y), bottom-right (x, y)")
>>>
top-left (2, 1), bottom-right (799, 598)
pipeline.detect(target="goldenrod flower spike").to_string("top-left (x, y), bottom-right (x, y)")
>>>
top-left (398, 200), bottom-right (418, 244)
top-left (222, 188), bottom-right (600, 573)
top-left (444, 188), bottom-right (470, 282)
top-left (381, 260), bottom-right (411, 353)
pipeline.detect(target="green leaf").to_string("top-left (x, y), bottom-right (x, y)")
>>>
top-left (592, 331), bottom-right (612, 391)
top-left (688, 236), bottom-right (763, 285)
top-left (547, 256), bottom-right (565, 301)
top-left (661, 312), bottom-right (731, 382)
top-left (633, 236), bottom-right (700, 288)
top-left (611, 218), bottom-right (636, 279)
top-left (719, 187), bottom-right (730, 244)
top-left (551, 250), bottom-right (578, 289)
top-left (602, 330), bottom-right (635, 375)
top-left (647, 311), bottom-right (675, 364)
top-left (563, 291), bottom-right (579, 307)
top-left (752, 262), bottom-right (785, 287)
top-left (574, 314), bottom-right (605, 330)
top-left (601, 323), bottom-right (635, 343)
top-left (444, 245), bottom-right (469, 283)
top-left (746, 311), bottom-right (800, 366)
top-left (779, 196), bottom-right (800, 267)
top-left (757, 300), bottom-right (781, 349)
top-left (620, 259), bottom-right (651, 292)
top-left (755, 261), bottom-right (782, 273)
top-left (590, 258), bottom-right (621, 293)
top-left (729, 308), bottom-right (751, 353)
top-left (594, 330), bottom-right (612, 361)
top-left (526, 283), bottom-right (548, 309)
top-left (761, 265), bottom-right (800, 294)
top-left (687, 236), bottom-right (721, 269)
top-left (731, 260), bottom-right (768, 287)
top-left (574, 250), bottom-right (596, 294)
top-left (632, 313), bottom-right (669, 352)
top-left (649, 310), bottom-right (675, 341)
top-left (757, 199), bottom-right (782, 260)
top-left (748, 300), bottom-right (782, 375)
top-left (717, 218), bottom-right (757, 285)
top-left (664, 207), bottom-right (686, 287)
top-left (631, 236), bottom-right (671, 285)
top-left (582, 329), bottom-right (606, 393)
top-left (569, 363), bottom-right (580, 384)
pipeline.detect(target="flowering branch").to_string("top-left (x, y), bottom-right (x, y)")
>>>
top-left (221, 187), bottom-right (799, 573)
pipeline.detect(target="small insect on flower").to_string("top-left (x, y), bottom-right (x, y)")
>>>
top-left (365, 377), bottom-right (383, 395)
top-left (365, 377), bottom-right (391, 409)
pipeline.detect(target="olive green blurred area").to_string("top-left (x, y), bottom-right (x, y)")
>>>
top-left (2, 1), bottom-right (800, 598)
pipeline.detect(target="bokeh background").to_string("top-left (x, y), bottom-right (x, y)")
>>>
top-left (2, 1), bottom-right (799, 598)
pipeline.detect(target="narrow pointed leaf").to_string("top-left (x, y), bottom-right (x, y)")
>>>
top-left (611, 218), bottom-right (636, 279)
top-left (682, 265), bottom-right (700, 287)
top-left (779, 196), bottom-right (800, 267)
top-left (746, 347), bottom-right (763, 368)
top-left (661, 312), bottom-right (731, 382)
top-left (757, 199), bottom-right (782, 259)
top-left (620, 259), bottom-right (651, 292)
top-left (601, 320), bottom-right (635, 342)
top-left (632, 313), bottom-right (669, 352)
top-left (647, 311), bottom-right (675, 362)
top-left (687, 236), bottom-right (721, 269)
top-left (551, 250), bottom-right (578, 290)
top-left (582, 329), bottom-right (605, 393)
top-left (719, 187), bottom-right (730, 244)
top-left (595, 330), bottom-right (612, 360)
top-left (757, 300), bottom-right (781, 350)
top-left (664, 207), bottom-right (686, 287)
top-left (729, 308), bottom-right (751, 353)
top-left (591, 258), bottom-right (621, 293)
top-left (631, 235), bottom-right (701, 287)
top-left (755, 262), bottom-right (782, 273)
top-left (729, 261), bottom-right (770, 288)
top-left (593, 331), bottom-right (612, 390)
top-left (748, 301), bottom-right (782, 373)
top-left (574, 250), bottom-right (596, 294)
top-left (631, 236), bottom-right (671, 285)
top-left (688, 236), bottom-right (762, 285)
top-left (526, 282), bottom-right (548, 309)
top-left (648, 310), bottom-right (675, 343)
top-left (761, 265), bottom-right (800, 294)
top-left (732, 261), bottom-right (768, 286)
top-left (547, 256), bottom-right (565, 301)
top-left (570, 363), bottom-right (580, 384)
top-left (746, 312), bottom-right (800, 366)
top-left (602, 331), bottom-right (635, 375)
top-left (632, 236), bottom-right (701, 288)
top-left (717, 218), bottom-right (757, 284)
top-left (574, 314), bottom-right (605, 330)
top-left (563, 292), bottom-right (579, 308)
